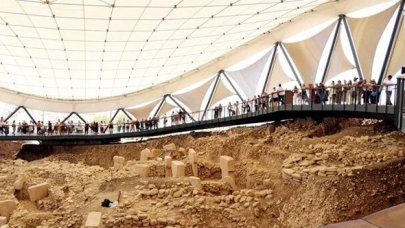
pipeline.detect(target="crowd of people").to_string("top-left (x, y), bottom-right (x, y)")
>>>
top-left (211, 75), bottom-right (396, 118)
top-left (0, 75), bottom-right (397, 136)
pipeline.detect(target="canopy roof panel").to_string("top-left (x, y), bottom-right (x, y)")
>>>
top-left (0, 0), bottom-right (393, 113)
top-left (0, 0), bottom-right (332, 100)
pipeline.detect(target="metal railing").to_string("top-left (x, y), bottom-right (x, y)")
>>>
top-left (0, 84), bottom-right (398, 137)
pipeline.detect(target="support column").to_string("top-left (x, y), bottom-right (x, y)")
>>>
top-left (262, 43), bottom-right (278, 93)
top-left (152, 96), bottom-right (167, 118)
top-left (201, 72), bottom-right (221, 120)
top-left (321, 16), bottom-right (343, 83)
top-left (378, 1), bottom-right (405, 85)
top-left (167, 95), bottom-right (196, 122)
top-left (342, 16), bottom-right (364, 80)
top-left (61, 112), bottom-right (87, 124)
top-left (109, 108), bottom-right (133, 123)
top-left (279, 43), bottom-right (302, 84)
top-left (4, 106), bottom-right (36, 124)
top-left (221, 70), bottom-right (244, 101)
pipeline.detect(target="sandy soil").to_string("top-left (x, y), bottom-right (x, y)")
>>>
top-left (0, 118), bottom-right (405, 228)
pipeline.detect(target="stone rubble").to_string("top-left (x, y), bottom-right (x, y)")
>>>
top-left (0, 118), bottom-right (404, 227)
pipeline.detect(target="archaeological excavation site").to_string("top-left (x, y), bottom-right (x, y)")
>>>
top-left (0, 118), bottom-right (405, 228)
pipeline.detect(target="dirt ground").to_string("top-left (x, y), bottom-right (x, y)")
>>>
top-left (1, 118), bottom-right (405, 228)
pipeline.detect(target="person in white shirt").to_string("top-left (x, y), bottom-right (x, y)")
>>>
top-left (383, 75), bottom-right (395, 105)
top-left (277, 84), bottom-right (285, 105)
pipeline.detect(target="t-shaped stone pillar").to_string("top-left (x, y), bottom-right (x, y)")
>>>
top-left (113, 156), bottom-right (125, 170)
top-left (164, 156), bottom-right (172, 177)
top-left (220, 156), bottom-right (235, 180)
top-left (188, 149), bottom-right (198, 176)
top-left (171, 161), bottom-right (185, 178)
top-left (140, 148), bottom-right (151, 161)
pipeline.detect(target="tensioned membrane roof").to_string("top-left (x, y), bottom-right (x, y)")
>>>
top-left (0, 0), bottom-right (333, 100)
top-left (0, 0), bottom-right (394, 113)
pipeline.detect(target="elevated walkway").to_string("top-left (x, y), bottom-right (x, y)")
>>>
top-left (0, 104), bottom-right (396, 145)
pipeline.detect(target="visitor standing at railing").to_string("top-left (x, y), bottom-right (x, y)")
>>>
top-left (300, 83), bottom-right (308, 104)
top-left (0, 117), bottom-right (4, 135)
top-left (343, 80), bottom-right (350, 104)
top-left (293, 86), bottom-right (299, 105)
top-left (12, 120), bottom-right (16, 135)
top-left (383, 75), bottom-right (395, 105)
top-left (318, 83), bottom-right (327, 105)
top-left (369, 80), bottom-right (378, 104)
top-left (335, 80), bottom-right (343, 104)
top-left (277, 84), bottom-right (285, 105)
top-left (330, 81), bottom-right (336, 104)
top-left (354, 78), bottom-right (363, 104)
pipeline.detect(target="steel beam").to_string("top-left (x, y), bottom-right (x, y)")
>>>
top-left (279, 43), bottom-right (302, 84)
top-left (201, 72), bottom-right (221, 120)
top-left (221, 70), bottom-right (244, 101)
top-left (152, 95), bottom-right (168, 118)
top-left (321, 17), bottom-right (343, 83)
top-left (262, 43), bottom-right (278, 93)
top-left (62, 112), bottom-right (87, 124)
top-left (120, 109), bottom-right (133, 121)
top-left (168, 95), bottom-right (196, 122)
top-left (342, 16), bottom-right (364, 80)
top-left (378, 1), bottom-right (405, 85)
top-left (4, 106), bottom-right (37, 124)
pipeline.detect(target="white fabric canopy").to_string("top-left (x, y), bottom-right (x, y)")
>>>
top-left (157, 101), bottom-right (177, 117)
top-left (210, 78), bottom-right (237, 106)
top-left (284, 21), bottom-right (337, 84)
top-left (0, 0), bottom-right (391, 113)
top-left (387, 17), bottom-right (405, 76)
top-left (126, 99), bottom-right (161, 120)
top-left (225, 50), bottom-right (272, 98)
top-left (347, 2), bottom-right (399, 81)
top-left (265, 53), bottom-right (295, 93)
top-left (173, 77), bottom-right (215, 112)
top-left (323, 33), bottom-right (355, 82)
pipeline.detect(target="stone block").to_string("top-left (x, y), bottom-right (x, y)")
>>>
top-left (0, 216), bottom-right (6, 226)
top-left (188, 149), bottom-right (197, 163)
top-left (85, 212), bottom-right (102, 228)
top-left (151, 149), bottom-right (162, 157)
top-left (189, 177), bottom-right (202, 189)
top-left (13, 174), bottom-right (27, 190)
top-left (113, 156), bottom-right (125, 164)
top-left (220, 156), bottom-right (235, 178)
top-left (113, 156), bottom-right (125, 169)
top-left (140, 149), bottom-right (151, 161)
top-left (222, 176), bottom-right (237, 190)
top-left (164, 156), bottom-right (172, 168)
top-left (0, 225), bottom-right (8, 228)
top-left (0, 200), bottom-right (17, 217)
top-left (165, 168), bottom-right (172, 178)
top-left (28, 183), bottom-right (50, 202)
top-left (135, 164), bottom-right (150, 177)
top-left (191, 164), bottom-right (198, 177)
top-left (0, 176), bottom-right (7, 182)
top-left (163, 143), bottom-right (177, 152)
top-left (171, 161), bottom-right (185, 178)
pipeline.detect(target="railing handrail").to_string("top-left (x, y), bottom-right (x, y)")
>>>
top-left (0, 84), bottom-right (398, 136)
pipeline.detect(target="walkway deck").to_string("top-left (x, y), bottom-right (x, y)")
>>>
top-left (0, 104), bottom-right (396, 145)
